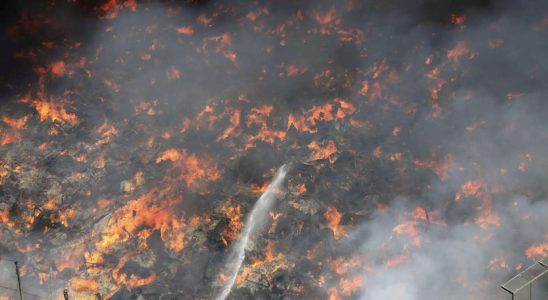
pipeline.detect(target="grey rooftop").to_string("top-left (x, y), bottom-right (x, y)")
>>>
top-left (501, 258), bottom-right (548, 295)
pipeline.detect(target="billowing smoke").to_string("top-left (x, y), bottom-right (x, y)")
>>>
top-left (349, 196), bottom-right (548, 300)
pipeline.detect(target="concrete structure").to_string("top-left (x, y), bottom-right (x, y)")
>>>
top-left (501, 258), bottom-right (548, 300)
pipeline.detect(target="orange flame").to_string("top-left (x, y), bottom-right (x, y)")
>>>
top-left (95, 186), bottom-right (184, 253)
top-left (324, 207), bottom-right (346, 239)
top-left (27, 98), bottom-right (78, 126)
top-left (524, 243), bottom-right (548, 259)
top-left (412, 154), bottom-right (454, 180)
top-left (455, 178), bottom-right (500, 229)
top-left (308, 140), bottom-right (338, 162)
top-left (384, 255), bottom-right (410, 268)
top-left (221, 204), bottom-right (243, 246)
top-left (70, 277), bottom-right (99, 292)
top-left (113, 253), bottom-right (157, 289)
top-left (2, 115), bottom-right (29, 129)
top-left (339, 275), bottom-right (364, 296)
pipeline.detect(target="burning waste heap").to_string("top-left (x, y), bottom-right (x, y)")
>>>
top-left (0, 0), bottom-right (547, 299)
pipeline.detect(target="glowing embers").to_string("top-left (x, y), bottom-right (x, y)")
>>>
top-left (308, 140), bottom-right (338, 162)
top-left (0, 129), bottom-right (21, 146)
top-left (56, 240), bottom-right (86, 273)
top-left (155, 148), bottom-right (221, 189)
top-left (95, 122), bottom-right (118, 146)
top-left (454, 178), bottom-right (500, 229)
top-left (0, 197), bottom-right (73, 235)
top-left (235, 241), bottom-right (287, 286)
top-left (199, 33), bottom-right (237, 64)
top-left (21, 96), bottom-right (78, 127)
top-left (244, 105), bottom-right (286, 149)
top-left (0, 115), bottom-right (29, 146)
top-left (70, 277), bottom-right (100, 292)
top-left (325, 256), bottom-right (368, 298)
top-left (2, 115), bottom-right (29, 129)
top-left (288, 99), bottom-right (357, 133)
top-left (184, 104), bottom-right (241, 140)
top-left (112, 252), bottom-right (157, 289)
top-left (392, 207), bottom-right (430, 247)
top-left (525, 243), bottom-right (548, 259)
top-left (383, 255), bottom-right (410, 269)
top-left (219, 204), bottom-right (243, 248)
top-left (99, 0), bottom-right (137, 20)
top-left (412, 154), bottom-right (455, 180)
top-left (181, 102), bottom-right (286, 149)
top-left (324, 206), bottom-right (346, 240)
top-left (94, 187), bottom-right (185, 253)
top-left (447, 41), bottom-right (473, 60)
top-left (310, 6), bottom-right (364, 43)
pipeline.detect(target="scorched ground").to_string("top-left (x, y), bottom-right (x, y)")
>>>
top-left (0, 0), bottom-right (547, 299)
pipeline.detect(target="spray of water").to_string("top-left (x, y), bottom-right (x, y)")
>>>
top-left (215, 165), bottom-right (287, 300)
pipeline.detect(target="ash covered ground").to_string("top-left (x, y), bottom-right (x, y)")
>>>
top-left (0, 0), bottom-right (547, 299)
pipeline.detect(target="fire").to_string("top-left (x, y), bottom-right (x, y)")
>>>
top-left (450, 14), bottom-right (466, 26)
top-left (221, 204), bottom-right (243, 246)
top-left (413, 154), bottom-right (454, 180)
top-left (327, 256), bottom-right (367, 297)
top-left (328, 287), bottom-right (341, 300)
top-left (1, 1), bottom-right (546, 298)
top-left (392, 220), bottom-right (422, 246)
top-left (84, 251), bottom-right (105, 274)
top-left (308, 140), bottom-right (338, 162)
top-left (384, 255), bottom-right (410, 268)
top-left (314, 6), bottom-right (338, 25)
top-left (324, 207), bottom-right (346, 239)
top-left (289, 183), bottom-right (307, 195)
top-left (339, 275), bottom-right (364, 296)
top-left (455, 179), bottom-right (483, 201)
top-left (358, 80), bottom-right (369, 96)
top-left (95, 187), bottom-right (184, 252)
top-left (217, 108), bottom-right (241, 140)
top-left (0, 130), bottom-right (21, 146)
top-left (161, 218), bottom-right (186, 253)
top-left (99, 0), bottom-right (137, 19)
top-left (454, 178), bottom-right (500, 228)
top-left (236, 240), bottom-right (286, 285)
top-left (155, 148), bottom-right (221, 189)
top-left (2, 115), bottom-right (29, 129)
top-left (201, 33), bottom-right (237, 64)
top-left (288, 99), bottom-right (357, 133)
top-left (447, 41), bottom-right (471, 59)
top-left (244, 105), bottom-right (286, 148)
top-left (112, 253), bottom-right (157, 289)
top-left (285, 64), bottom-right (308, 77)
top-left (392, 208), bottom-right (431, 246)
top-left (166, 65), bottom-right (181, 80)
top-left (156, 148), bottom-right (181, 163)
top-left (176, 26), bottom-right (194, 36)
top-left (95, 122), bottom-right (118, 146)
top-left (70, 277), bottom-right (99, 292)
top-left (251, 181), bottom-right (270, 194)
top-left (26, 98), bottom-right (78, 126)
top-left (524, 243), bottom-right (548, 259)
top-left (49, 61), bottom-right (65, 77)
top-left (488, 257), bottom-right (509, 270)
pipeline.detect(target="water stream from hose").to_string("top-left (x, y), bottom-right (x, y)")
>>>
top-left (215, 165), bottom-right (287, 300)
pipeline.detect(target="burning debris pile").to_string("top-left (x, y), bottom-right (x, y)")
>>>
top-left (0, 0), bottom-right (547, 299)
